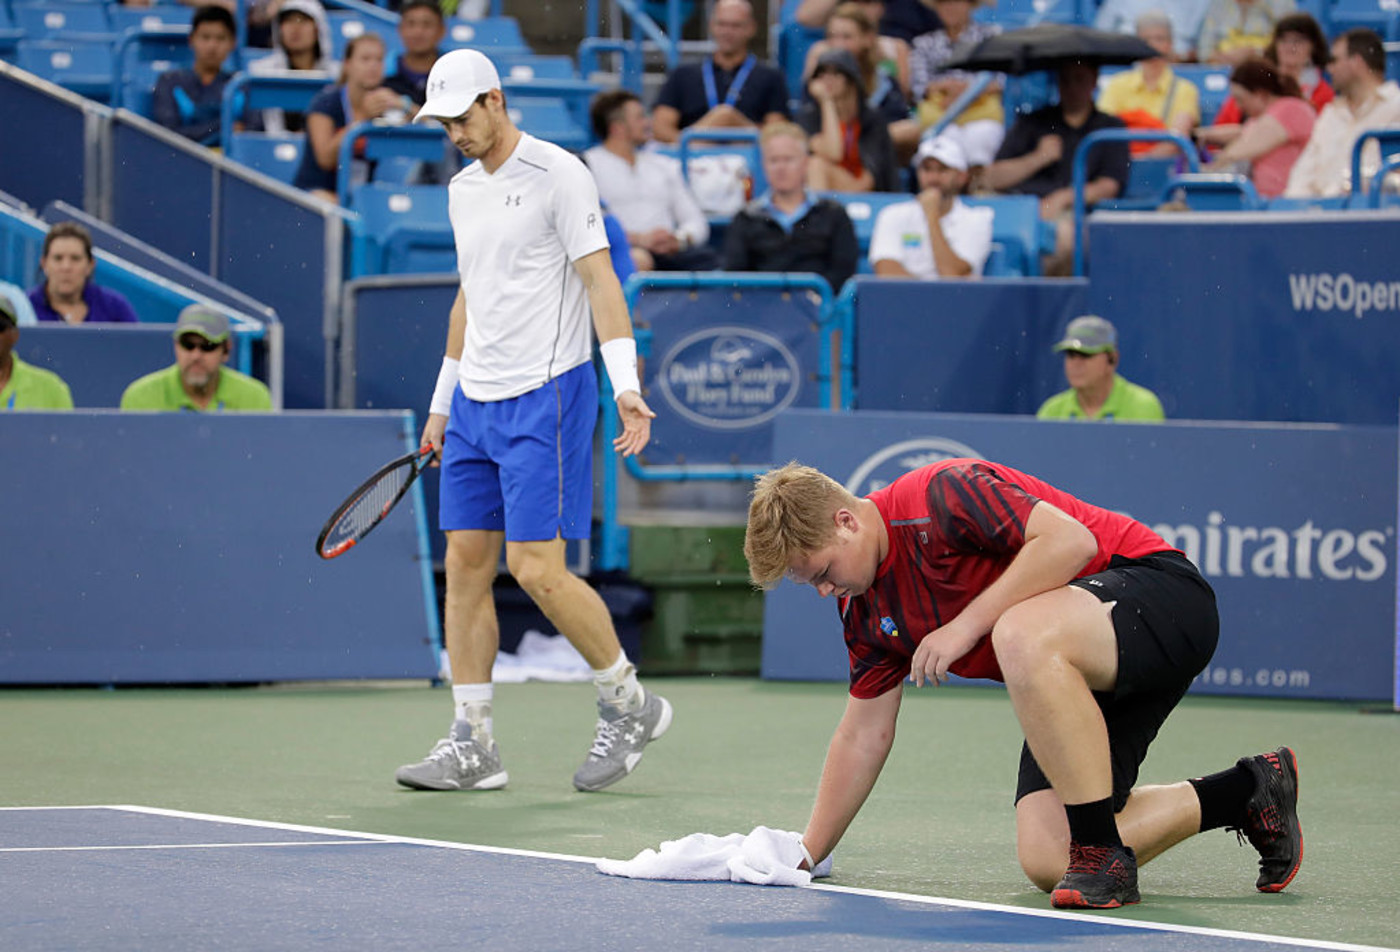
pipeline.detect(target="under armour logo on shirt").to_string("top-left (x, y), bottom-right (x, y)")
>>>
top-left (505, 195), bottom-right (521, 206)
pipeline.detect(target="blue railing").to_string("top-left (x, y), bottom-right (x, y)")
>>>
top-left (1072, 128), bottom-right (1199, 276)
top-left (1350, 127), bottom-right (1400, 204)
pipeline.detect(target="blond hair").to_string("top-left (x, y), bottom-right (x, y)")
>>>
top-left (744, 462), bottom-right (860, 589)
top-left (759, 120), bottom-right (809, 150)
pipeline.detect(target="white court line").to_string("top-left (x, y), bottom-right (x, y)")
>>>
top-left (12, 805), bottom-right (1397, 952)
top-left (0, 840), bottom-right (393, 854)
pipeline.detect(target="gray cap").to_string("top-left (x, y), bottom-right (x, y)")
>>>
top-left (174, 303), bottom-right (230, 343)
top-left (1053, 315), bottom-right (1117, 354)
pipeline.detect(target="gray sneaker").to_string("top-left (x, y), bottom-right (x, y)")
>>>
top-left (572, 689), bottom-right (673, 792)
top-left (395, 721), bottom-right (508, 791)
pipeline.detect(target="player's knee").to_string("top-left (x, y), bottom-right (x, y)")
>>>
top-left (506, 551), bottom-right (562, 597)
top-left (990, 606), bottom-right (1051, 681)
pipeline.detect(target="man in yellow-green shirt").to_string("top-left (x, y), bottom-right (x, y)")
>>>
top-left (120, 304), bottom-right (272, 412)
top-left (0, 294), bottom-right (73, 411)
top-left (1037, 314), bottom-right (1165, 422)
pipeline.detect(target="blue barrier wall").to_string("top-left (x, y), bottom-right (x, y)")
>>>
top-left (637, 284), bottom-right (829, 467)
top-left (110, 118), bottom-right (214, 272)
top-left (761, 409), bottom-right (1397, 702)
top-left (16, 325), bottom-right (259, 407)
top-left (0, 67), bottom-right (89, 212)
top-left (0, 412), bottom-right (439, 684)
top-left (1088, 211), bottom-right (1400, 425)
top-left (849, 278), bottom-right (1088, 414)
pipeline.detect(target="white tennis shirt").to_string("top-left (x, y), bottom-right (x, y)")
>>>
top-left (867, 198), bottom-right (994, 280)
top-left (448, 133), bottom-right (611, 401)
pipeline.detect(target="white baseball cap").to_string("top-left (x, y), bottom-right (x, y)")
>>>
top-left (913, 134), bottom-right (969, 173)
top-left (415, 49), bottom-right (501, 122)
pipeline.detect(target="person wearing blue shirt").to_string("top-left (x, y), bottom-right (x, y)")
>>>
top-left (27, 222), bottom-right (140, 325)
top-left (152, 5), bottom-right (238, 147)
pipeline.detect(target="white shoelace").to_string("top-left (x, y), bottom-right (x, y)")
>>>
top-left (588, 718), bottom-right (621, 759)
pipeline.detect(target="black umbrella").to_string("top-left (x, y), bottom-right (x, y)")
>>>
top-left (942, 23), bottom-right (1161, 75)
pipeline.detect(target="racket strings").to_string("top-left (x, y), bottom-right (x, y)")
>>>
top-left (331, 467), bottom-right (411, 545)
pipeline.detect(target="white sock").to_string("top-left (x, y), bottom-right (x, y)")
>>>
top-left (593, 651), bottom-right (643, 714)
top-left (452, 683), bottom-right (494, 747)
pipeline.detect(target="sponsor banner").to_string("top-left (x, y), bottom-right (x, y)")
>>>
top-left (761, 409), bottom-right (1397, 701)
top-left (1089, 214), bottom-right (1400, 426)
top-left (637, 286), bottom-right (826, 467)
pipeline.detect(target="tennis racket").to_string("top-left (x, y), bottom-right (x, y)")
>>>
top-left (316, 445), bottom-right (436, 559)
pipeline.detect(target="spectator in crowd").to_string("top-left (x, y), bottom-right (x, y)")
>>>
top-left (28, 223), bottom-right (139, 325)
top-left (802, 1), bottom-right (912, 100)
top-left (868, 133), bottom-right (993, 278)
top-left (984, 63), bottom-right (1129, 276)
top-left (909, 0), bottom-right (1004, 171)
top-left (1096, 12), bottom-right (1201, 159)
top-left (120, 305), bottom-right (272, 412)
top-left (293, 34), bottom-right (410, 203)
top-left (0, 295), bottom-right (73, 411)
top-left (652, 0), bottom-right (790, 143)
top-left (721, 122), bottom-right (860, 293)
top-left (169, 0), bottom-right (277, 49)
top-left (796, 0), bottom-right (939, 49)
top-left (385, 0), bottom-right (446, 106)
top-left (797, 49), bottom-right (900, 191)
top-left (1284, 28), bottom-right (1400, 198)
top-left (1203, 58), bottom-right (1313, 198)
top-left (1037, 315), bottom-right (1164, 421)
top-left (0, 280), bottom-right (39, 326)
top-left (802, 4), bottom-right (918, 159)
top-left (584, 91), bottom-right (717, 272)
top-left (153, 5), bottom-right (237, 147)
top-left (1196, 0), bottom-right (1295, 67)
top-left (1201, 13), bottom-right (1331, 141)
top-left (874, 0), bottom-right (943, 44)
top-left (247, 0), bottom-right (339, 135)
top-left (1095, 0), bottom-right (1213, 61)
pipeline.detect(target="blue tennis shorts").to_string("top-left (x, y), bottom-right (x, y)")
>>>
top-left (439, 362), bottom-right (598, 541)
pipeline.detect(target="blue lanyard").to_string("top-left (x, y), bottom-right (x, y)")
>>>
top-left (5, 391), bottom-right (14, 410)
top-left (341, 85), bottom-right (354, 124)
top-left (703, 54), bottom-right (756, 110)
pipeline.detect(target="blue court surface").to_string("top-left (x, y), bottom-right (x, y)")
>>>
top-left (2, 806), bottom-right (1391, 952)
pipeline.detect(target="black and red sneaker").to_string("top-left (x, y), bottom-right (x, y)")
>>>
top-left (1051, 842), bottom-right (1141, 909)
top-left (1231, 746), bottom-right (1302, 892)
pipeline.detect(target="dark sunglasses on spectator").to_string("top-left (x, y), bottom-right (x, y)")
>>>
top-left (178, 335), bottom-right (223, 353)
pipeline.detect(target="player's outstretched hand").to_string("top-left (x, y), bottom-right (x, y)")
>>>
top-left (613, 391), bottom-right (656, 457)
top-left (420, 413), bottom-right (447, 467)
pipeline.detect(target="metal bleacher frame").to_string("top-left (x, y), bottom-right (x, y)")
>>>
top-left (1072, 127), bottom-right (1200, 276)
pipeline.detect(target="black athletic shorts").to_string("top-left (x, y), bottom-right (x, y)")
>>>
top-left (1014, 550), bottom-right (1219, 812)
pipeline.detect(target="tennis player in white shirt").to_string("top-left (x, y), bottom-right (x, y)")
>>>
top-left (396, 49), bottom-right (671, 795)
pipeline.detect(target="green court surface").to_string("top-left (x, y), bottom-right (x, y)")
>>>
top-left (2, 679), bottom-right (1396, 949)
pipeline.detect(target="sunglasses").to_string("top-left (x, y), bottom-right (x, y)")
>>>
top-left (178, 335), bottom-right (223, 353)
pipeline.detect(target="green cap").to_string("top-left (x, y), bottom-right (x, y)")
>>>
top-left (1053, 315), bottom-right (1117, 354)
top-left (173, 303), bottom-right (230, 343)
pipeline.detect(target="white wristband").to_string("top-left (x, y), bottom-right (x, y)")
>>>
top-left (599, 337), bottom-right (640, 399)
top-left (429, 356), bottom-right (460, 417)
top-left (798, 840), bottom-right (816, 870)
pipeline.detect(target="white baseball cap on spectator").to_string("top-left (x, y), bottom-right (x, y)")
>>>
top-left (415, 49), bottom-right (501, 122)
top-left (913, 134), bottom-right (969, 172)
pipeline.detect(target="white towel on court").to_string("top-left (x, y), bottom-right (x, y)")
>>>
top-left (595, 826), bottom-right (832, 886)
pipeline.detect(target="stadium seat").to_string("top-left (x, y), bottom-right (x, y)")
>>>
top-left (226, 132), bottom-right (305, 186)
top-left (108, 5), bottom-right (194, 35)
top-left (493, 54), bottom-right (577, 81)
top-left (1170, 64), bottom-right (1232, 123)
top-left (1265, 195), bottom-right (1349, 211)
top-left (346, 182), bottom-right (452, 276)
top-left (975, 0), bottom-right (1085, 29)
top-left (505, 96), bottom-right (590, 152)
top-left (776, 21), bottom-right (823, 107)
top-left (326, 10), bottom-right (402, 61)
top-left (12, 2), bottom-right (112, 39)
top-left (17, 38), bottom-right (114, 101)
top-left (112, 27), bottom-right (195, 117)
top-left (0, 5), bottom-right (21, 66)
top-left (500, 76), bottom-right (601, 138)
top-left (965, 194), bottom-right (1051, 276)
top-left (817, 191), bottom-right (911, 260)
top-left (1327, 0), bottom-right (1399, 34)
top-left (442, 16), bottom-right (529, 56)
top-left (1094, 157), bottom-right (1181, 211)
top-left (1158, 172), bottom-right (1264, 210)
